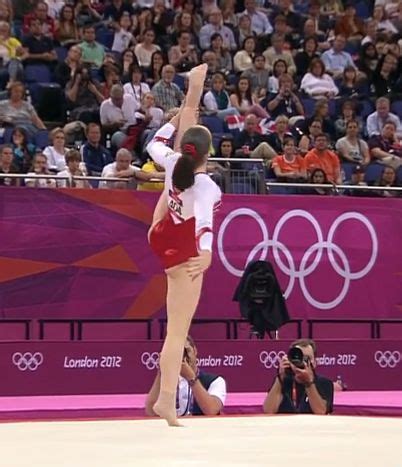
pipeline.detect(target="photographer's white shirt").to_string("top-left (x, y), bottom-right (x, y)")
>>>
top-left (176, 376), bottom-right (227, 416)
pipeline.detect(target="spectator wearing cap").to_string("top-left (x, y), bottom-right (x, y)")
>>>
top-left (241, 0), bottom-right (273, 36)
top-left (304, 133), bottom-right (342, 184)
top-left (199, 8), bottom-right (237, 51)
top-left (366, 97), bottom-right (402, 138)
top-left (151, 65), bottom-right (184, 111)
top-left (344, 164), bottom-right (369, 197)
top-left (336, 120), bottom-right (370, 166)
top-left (321, 35), bottom-right (357, 80)
top-left (263, 33), bottom-right (296, 75)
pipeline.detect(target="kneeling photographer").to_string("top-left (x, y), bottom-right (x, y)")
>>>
top-left (263, 339), bottom-right (333, 415)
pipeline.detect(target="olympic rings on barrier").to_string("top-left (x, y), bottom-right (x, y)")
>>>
top-left (141, 352), bottom-right (160, 370)
top-left (12, 352), bottom-right (44, 371)
top-left (259, 350), bottom-right (286, 369)
top-left (374, 350), bottom-right (401, 369)
top-left (217, 208), bottom-right (378, 310)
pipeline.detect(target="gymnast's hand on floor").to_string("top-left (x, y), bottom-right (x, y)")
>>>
top-left (187, 250), bottom-right (212, 280)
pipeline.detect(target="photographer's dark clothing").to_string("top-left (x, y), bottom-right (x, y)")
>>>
top-left (266, 93), bottom-right (302, 119)
top-left (277, 374), bottom-right (333, 414)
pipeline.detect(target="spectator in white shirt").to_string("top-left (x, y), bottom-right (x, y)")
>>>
top-left (134, 28), bottom-right (161, 68)
top-left (366, 97), bottom-right (402, 137)
top-left (300, 58), bottom-right (339, 99)
top-left (241, 0), bottom-right (273, 36)
top-left (100, 84), bottom-right (137, 148)
top-left (57, 149), bottom-right (91, 188)
top-left (100, 148), bottom-right (164, 189)
top-left (199, 8), bottom-right (237, 51)
top-left (25, 152), bottom-right (56, 188)
top-left (112, 13), bottom-right (135, 53)
top-left (42, 127), bottom-right (68, 172)
top-left (123, 65), bottom-right (151, 111)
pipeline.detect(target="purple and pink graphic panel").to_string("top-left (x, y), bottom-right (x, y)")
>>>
top-left (0, 188), bottom-right (401, 320)
top-left (2, 340), bottom-right (401, 396)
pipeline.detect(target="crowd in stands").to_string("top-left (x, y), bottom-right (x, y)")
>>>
top-left (0, 0), bottom-right (401, 196)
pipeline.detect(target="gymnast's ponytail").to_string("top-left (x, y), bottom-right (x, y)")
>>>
top-left (172, 125), bottom-right (211, 192)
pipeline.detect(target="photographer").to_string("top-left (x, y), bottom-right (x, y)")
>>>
top-left (145, 336), bottom-right (226, 417)
top-left (263, 339), bottom-right (333, 415)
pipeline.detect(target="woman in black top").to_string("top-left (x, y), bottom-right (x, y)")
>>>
top-left (294, 36), bottom-right (319, 82)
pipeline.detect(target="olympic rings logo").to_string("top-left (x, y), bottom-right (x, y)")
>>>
top-left (141, 352), bottom-right (159, 370)
top-left (259, 350), bottom-right (286, 369)
top-left (217, 208), bottom-right (378, 310)
top-left (374, 351), bottom-right (401, 369)
top-left (12, 352), bottom-right (44, 371)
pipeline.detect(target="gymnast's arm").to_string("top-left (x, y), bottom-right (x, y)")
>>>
top-left (146, 118), bottom-right (179, 168)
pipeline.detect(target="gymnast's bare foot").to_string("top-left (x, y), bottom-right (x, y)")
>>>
top-left (153, 400), bottom-right (183, 427)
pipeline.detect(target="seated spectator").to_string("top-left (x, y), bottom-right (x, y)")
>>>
top-left (137, 159), bottom-right (165, 192)
top-left (100, 84), bottom-right (137, 148)
top-left (209, 33), bottom-right (232, 72)
top-left (369, 121), bottom-right (402, 170)
top-left (300, 58), bottom-right (339, 99)
top-left (81, 123), bottom-right (113, 176)
top-left (235, 14), bottom-right (255, 47)
top-left (78, 24), bottom-right (105, 69)
top-left (267, 59), bottom-right (288, 95)
top-left (179, 0), bottom-right (202, 34)
top-left (372, 165), bottom-right (401, 197)
top-left (25, 152), bottom-right (56, 188)
top-left (344, 164), bottom-right (370, 197)
top-left (151, 65), bottom-right (184, 111)
top-left (54, 45), bottom-right (82, 88)
top-left (10, 127), bottom-right (37, 174)
top-left (21, 18), bottom-right (57, 66)
top-left (334, 3), bottom-right (364, 43)
top-left (134, 28), bottom-right (161, 69)
top-left (304, 133), bottom-right (342, 184)
top-left (171, 10), bottom-right (200, 47)
top-left (0, 82), bottom-right (46, 136)
top-left (321, 34), bottom-right (357, 80)
top-left (294, 36), bottom-right (320, 81)
top-left (266, 74), bottom-right (304, 122)
top-left (150, 0), bottom-right (174, 41)
top-left (305, 168), bottom-right (334, 195)
top-left (271, 14), bottom-right (295, 50)
top-left (57, 149), bottom-right (91, 189)
top-left (100, 147), bottom-right (163, 189)
top-left (242, 55), bottom-right (270, 100)
top-left (271, 136), bottom-right (307, 182)
top-left (366, 97), bottom-right (402, 137)
top-left (356, 42), bottom-right (379, 82)
top-left (55, 4), bottom-right (80, 47)
top-left (74, 0), bottom-right (102, 28)
top-left (168, 31), bottom-right (199, 74)
top-left (298, 118), bottom-right (323, 156)
top-left (234, 114), bottom-right (276, 166)
top-left (202, 72), bottom-right (239, 120)
top-left (103, 0), bottom-right (135, 25)
top-left (0, 144), bottom-right (20, 187)
top-left (263, 339), bottom-right (333, 414)
top-left (43, 127), bottom-right (68, 173)
top-left (304, 98), bottom-right (336, 142)
top-left (338, 66), bottom-right (367, 99)
top-left (241, 0), bottom-right (272, 36)
top-left (271, 0), bottom-right (301, 35)
top-left (199, 8), bottom-right (236, 52)
top-left (65, 65), bottom-right (104, 124)
top-left (23, 1), bottom-right (55, 39)
top-left (99, 66), bottom-right (122, 100)
top-left (266, 115), bottom-right (293, 154)
top-left (372, 53), bottom-right (399, 99)
top-left (144, 51), bottom-right (166, 88)
top-left (123, 65), bottom-right (151, 110)
top-left (112, 13), bottom-right (136, 54)
top-left (334, 100), bottom-right (362, 139)
top-left (135, 92), bottom-right (163, 130)
top-left (372, 5), bottom-right (398, 38)
top-left (306, 0), bottom-right (332, 39)
top-left (145, 336), bottom-right (226, 417)
top-left (336, 120), bottom-right (370, 165)
top-left (233, 36), bottom-right (256, 74)
top-left (320, 0), bottom-right (343, 20)
top-left (229, 76), bottom-right (269, 119)
top-left (361, 19), bottom-right (378, 47)
top-left (0, 21), bottom-right (24, 90)
top-left (263, 33), bottom-right (296, 76)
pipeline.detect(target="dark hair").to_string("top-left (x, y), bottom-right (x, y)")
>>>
top-left (234, 76), bottom-right (252, 104)
top-left (242, 36), bottom-right (256, 50)
top-left (12, 126), bottom-right (29, 147)
top-left (65, 149), bottom-right (81, 164)
top-left (172, 126), bottom-right (211, 191)
top-left (252, 54), bottom-right (265, 63)
top-left (217, 136), bottom-right (234, 156)
top-left (83, 24), bottom-right (95, 32)
top-left (309, 58), bottom-right (326, 76)
top-left (309, 168), bottom-right (328, 184)
top-left (303, 36), bottom-right (318, 52)
top-left (272, 59), bottom-right (288, 77)
top-left (283, 136), bottom-right (295, 146)
top-left (59, 4), bottom-right (75, 22)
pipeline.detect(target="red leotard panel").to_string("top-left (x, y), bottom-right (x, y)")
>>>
top-left (149, 214), bottom-right (198, 269)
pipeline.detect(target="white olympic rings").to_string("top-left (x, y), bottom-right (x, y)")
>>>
top-left (12, 352), bottom-right (44, 371)
top-left (141, 352), bottom-right (160, 370)
top-left (374, 350), bottom-right (401, 369)
top-left (259, 350), bottom-right (286, 369)
top-left (217, 208), bottom-right (378, 310)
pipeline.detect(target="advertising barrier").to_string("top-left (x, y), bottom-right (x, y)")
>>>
top-left (3, 340), bottom-right (402, 396)
top-left (0, 188), bottom-right (401, 320)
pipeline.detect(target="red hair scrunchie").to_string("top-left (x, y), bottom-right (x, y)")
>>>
top-left (183, 143), bottom-right (197, 157)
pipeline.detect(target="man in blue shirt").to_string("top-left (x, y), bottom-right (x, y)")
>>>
top-left (321, 35), bottom-right (356, 79)
top-left (81, 123), bottom-right (113, 175)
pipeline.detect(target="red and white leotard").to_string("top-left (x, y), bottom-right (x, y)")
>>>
top-left (146, 122), bottom-right (222, 268)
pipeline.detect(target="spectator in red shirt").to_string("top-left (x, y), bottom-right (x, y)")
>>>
top-left (304, 133), bottom-right (342, 184)
top-left (23, 1), bottom-right (56, 39)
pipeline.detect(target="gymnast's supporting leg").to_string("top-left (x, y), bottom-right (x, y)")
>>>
top-left (153, 265), bottom-right (203, 426)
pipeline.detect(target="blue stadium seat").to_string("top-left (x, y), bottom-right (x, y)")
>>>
top-left (96, 28), bottom-right (114, 49)
top-left (173, 74), bottom-right (185, 91)
top-left (35, 130), bottom-right (49, 149)
top-left (355, 1), bottom-right (370, 19)
top-left (391, 101), bottom-right (402, 118)
top-left (201, 115), bottom-right (224, 134)
top-left (365, 163), bottom-right (384, 183)
top-left (301, 97), bottom-right (315, 118)
top-left (359, 99), bottom-right (374, 119)
top-left (24, 64), bottom-right (52, 83)
top-left (341, 162), bottom-right (357, 182)
top-left (55, 47), bottom-right (68, 62)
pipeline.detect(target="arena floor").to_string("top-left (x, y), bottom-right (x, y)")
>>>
top-left (2, 415), bottom-right (401, 467)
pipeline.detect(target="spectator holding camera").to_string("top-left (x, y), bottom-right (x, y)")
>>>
top-left (145, 336), bottom-right (226, 417)
top-left (263, 339), bottom-right (333, 415)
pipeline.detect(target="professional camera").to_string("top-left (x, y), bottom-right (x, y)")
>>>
top-left (287, 346), bottom-right (306, 369)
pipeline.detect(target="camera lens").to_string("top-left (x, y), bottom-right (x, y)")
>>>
top-left (287, 346), bottom-right (305, 369)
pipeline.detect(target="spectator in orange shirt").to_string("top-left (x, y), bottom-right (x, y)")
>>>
top-left (304, 134), bottom-right (342, 184)
top-left (271, 136), bottom-right (307, 182)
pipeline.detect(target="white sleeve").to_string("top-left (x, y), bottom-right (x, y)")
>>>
top-left (207, 377), bottom-right (227, 405)
top-left (145, 122), bottom-right (177, 168)
top-left (203, 91), bottom-right (218, 111)
top-left (194, 183), bottom-right (221, 252)
top-left (43, 147), bottom-right (55, 170)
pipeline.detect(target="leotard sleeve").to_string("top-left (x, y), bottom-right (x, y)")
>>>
top-left (146, 123), bottom-right (177, 168)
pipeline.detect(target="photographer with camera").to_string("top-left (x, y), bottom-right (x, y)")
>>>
top-left (263, 339), bottom-right (333, 415)
top-left (145, 336), bottom-right (227, 417)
